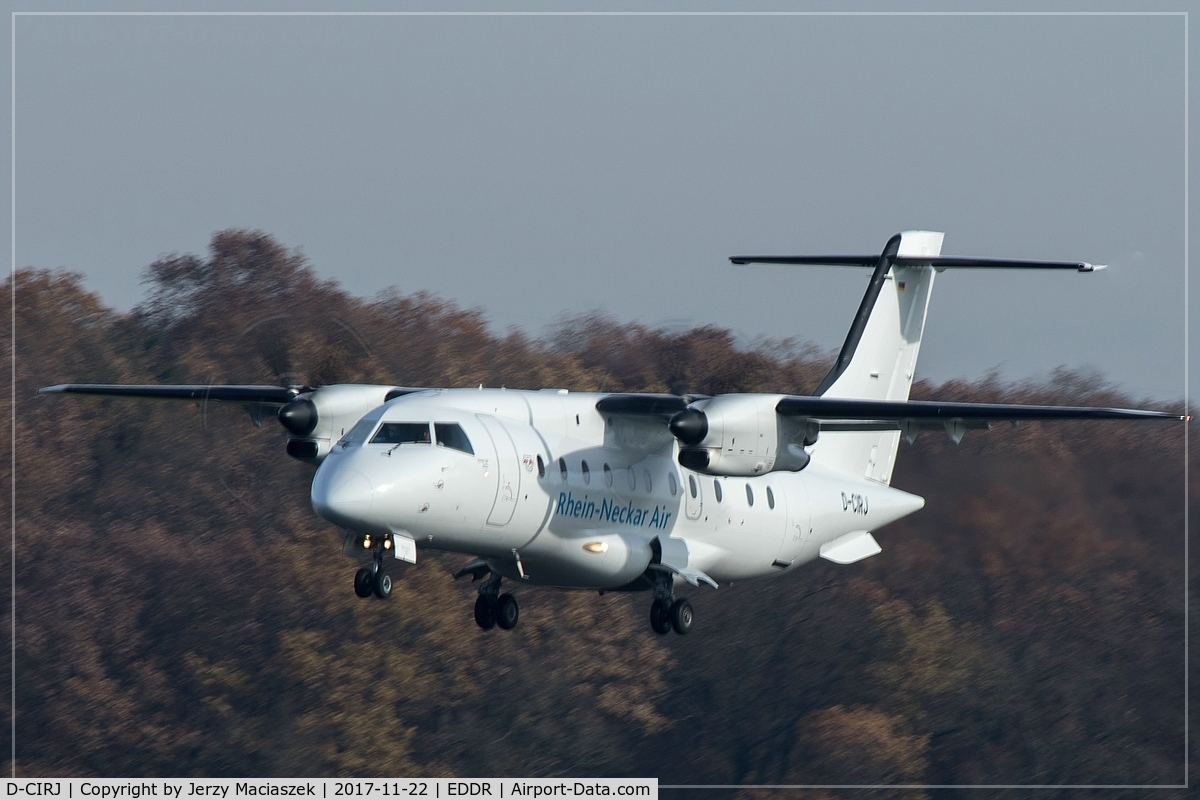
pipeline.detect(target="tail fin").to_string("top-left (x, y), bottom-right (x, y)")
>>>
top-left (818, 230), bottom-right (943, 402)
top-left (730, 231), bottom-right (1102, 484)
top-left (815, 230), bottom-right (942, 483)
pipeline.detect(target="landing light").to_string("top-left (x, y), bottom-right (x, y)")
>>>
top-left (384, 538), bottom-right (392, 550)
top-left (582, 541), bottom-right (609, 554)
top-left (363, 535), bottom-right (372, 549)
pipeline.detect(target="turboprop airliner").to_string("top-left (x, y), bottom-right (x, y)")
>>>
top-left (39, 232), bottom-right (1186, 635)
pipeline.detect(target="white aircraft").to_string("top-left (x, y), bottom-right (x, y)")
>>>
top-left (40, 231), bottom-right (1185, 635)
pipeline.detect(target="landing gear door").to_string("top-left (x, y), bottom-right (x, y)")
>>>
top-left (477, 414), bottom-right (521, 526)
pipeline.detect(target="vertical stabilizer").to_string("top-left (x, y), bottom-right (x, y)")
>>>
top-left (814, 230), bottom-right (943, 483)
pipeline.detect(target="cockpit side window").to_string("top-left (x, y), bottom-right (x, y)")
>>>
top-left (338, 417), bottom-right (379, 447)
top-left (371, 422), bottom-right (432, 445)
top-left (435, 422), bottom-right (474, 455)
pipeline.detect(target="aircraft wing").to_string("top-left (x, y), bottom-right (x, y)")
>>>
top-left (774, 396), bottom-right (1185, 423)
top-left (596, 392), bottom-right (1184, 425)
top-left (38, 383), bottom-right (304, 428)
top-left (38, 384), bottom-right (300, 404)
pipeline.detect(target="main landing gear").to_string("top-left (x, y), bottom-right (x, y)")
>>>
top-left (473, 573), bottom-right (519, 631)
top-left (452, 558), bottom-right (520, 632)
top-left (353, 536), bottom-right (393, 600)
top-left (649, 572), bottom-right (693, 635)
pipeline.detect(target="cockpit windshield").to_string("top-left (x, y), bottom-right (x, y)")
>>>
top-left (370, 422), bottom-right (432, 445)
top-left (435, 422), bottom-right (474, 455)
top-left (337, 417), bottom-right (379, 448)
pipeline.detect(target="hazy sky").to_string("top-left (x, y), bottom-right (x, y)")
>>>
top-left (9, 4), bottom-right (1191, 401)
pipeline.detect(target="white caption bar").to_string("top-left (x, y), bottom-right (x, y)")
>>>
top-left (4, 780), bottom-right (657, 800)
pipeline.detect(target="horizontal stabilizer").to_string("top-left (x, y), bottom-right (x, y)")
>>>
top-left (38, 384), bottom-right (299, 404)
top-left (776, 396), bottom-right (1185, 423)
top-left (730, 255), bottom-right (1104, 272)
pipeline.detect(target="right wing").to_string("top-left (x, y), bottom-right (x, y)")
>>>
top-left (37, 384), bottom-right (299, 403)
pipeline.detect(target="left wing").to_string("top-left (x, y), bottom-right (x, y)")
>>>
top-left (598, 391), bottom-right (1185, 453)
top-left (773, 396), bottom-right (1185, 423)
top-left (775, 395), bottom-right (1185, 443)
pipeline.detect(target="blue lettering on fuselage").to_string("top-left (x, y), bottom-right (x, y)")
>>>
top-left (556, 492), bottom-right (672, 530)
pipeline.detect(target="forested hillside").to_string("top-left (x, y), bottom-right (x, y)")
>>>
top-left (2, 230), bottom-right (1192, 795)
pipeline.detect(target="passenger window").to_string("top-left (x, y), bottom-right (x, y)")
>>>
top-left (628, 468), bottom-right (637, 490)
top-left (746, 484), bottom-right (754, 506)
top-left (582, 460), bottom-right (591, 484)
top-left (371, 422), bottom-right (431, 445)
top-left (767, 486), bottom-right (775, 509)
top-left (434, 422), bottom-right (474, 455)
top-left (642, 469), bottom-right (652, 493)
top-left (537, 455), bottom-right (545, 478)
top-left (668, 472), bottom-right (678, 496)
top-left (338, 417), bottom-right (378, 447)
top-left (714, 481), bottom-right (723, 503)
top-left (603, 464), bottom-right (613, 487)
top-left (559, 458), bottom-right (568, 481)
top-left (689, 475), bottom-right (698, 499)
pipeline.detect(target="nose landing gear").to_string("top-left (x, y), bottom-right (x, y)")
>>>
top-left (354, 567), bottom-right (373, 598)
top-left (352, 537), bottom-right (394, 600)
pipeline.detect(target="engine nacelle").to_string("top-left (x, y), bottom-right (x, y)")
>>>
top-left (670, 394), bottom-right (810, 476)
top-left (279, 384), bottom-right (403, 464)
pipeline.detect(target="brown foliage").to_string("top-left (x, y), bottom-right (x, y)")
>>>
top-left (2, 231), bottom-right (1189, 791)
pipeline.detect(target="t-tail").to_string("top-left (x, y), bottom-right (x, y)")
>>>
top-left (730, 231), bottom-right (1106, 484)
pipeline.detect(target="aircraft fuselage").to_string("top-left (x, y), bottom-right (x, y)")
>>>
top-left (310, 388), bottom-right (925, 591)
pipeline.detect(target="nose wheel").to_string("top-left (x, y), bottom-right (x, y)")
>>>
top-left (354, 567), bottom-right (374, 598)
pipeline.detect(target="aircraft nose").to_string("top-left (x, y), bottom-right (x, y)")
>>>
top-left (312, 467), bottom-right (374, 526)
